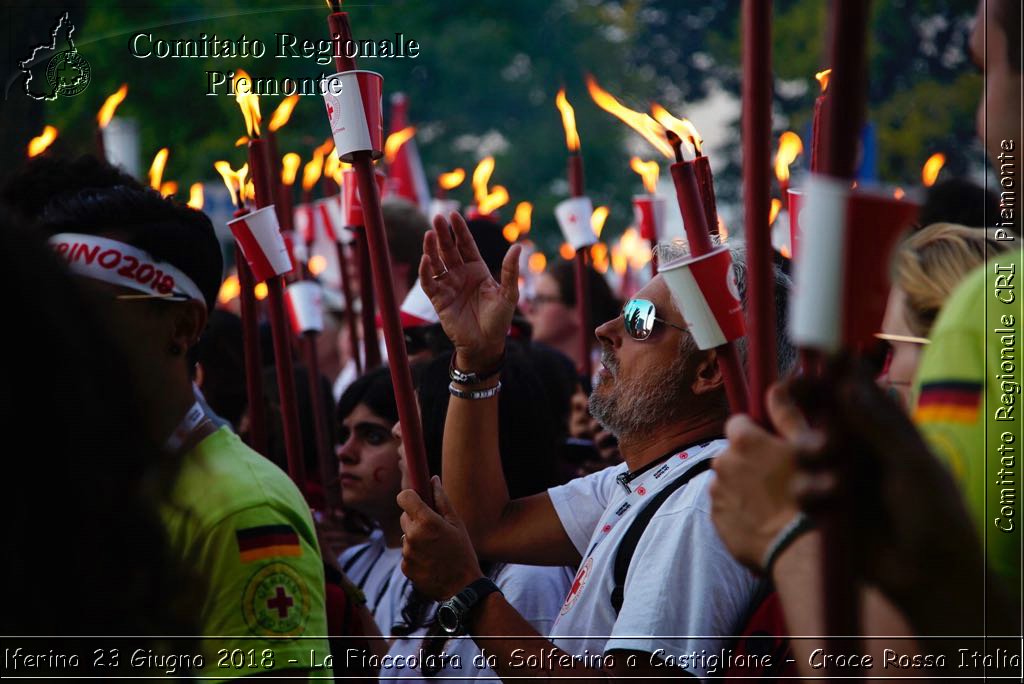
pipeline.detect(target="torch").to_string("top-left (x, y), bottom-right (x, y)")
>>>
top-left (96, 84), bottom-right (127, 161)
top-left (502, 201), bottom-right (534, 244)
top-left (383, 125), bottom-right (417, 200)
top-left (434, 168), bottom-right (465, 202)
top-left (230, 70), bottom-right (308, 491)
top-left (341, 164), bottom-right (387, 371)
top-left (810, 69), bottom-right (832, 173)
top-left (215, 160), bottom-right (269, 457)
top-left (652, 103), bottom-right (718, 236)
top-left (280, 152), bottom-right (301, 239)
top-left (324, 165), bottom-right (363, 377)
top-left (775, 131), bottom-right (803, 200)
top-left (586, 75), bottom-right (748, 414)
top-left (322, 0), bottom-right (432, 504)
top-left (554, 88), bottom-right (594, 379)
top-left (27, 125), bottom-right (57, 158)
top-left (148, 148), bottom-right (169, 192)
top-left (469, 156), bottom-right (510, 220)
top-left (629, 157), bottom-right (663, 274)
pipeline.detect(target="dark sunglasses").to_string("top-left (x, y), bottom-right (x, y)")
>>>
top-left (622, 298), bottom-right (688, 341)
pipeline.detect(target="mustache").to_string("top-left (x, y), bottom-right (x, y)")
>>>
top-left (601, 348), bottom-right (619, 375)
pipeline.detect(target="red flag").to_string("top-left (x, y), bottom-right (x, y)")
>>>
top-left (385, 93), bottom-right (430, 211)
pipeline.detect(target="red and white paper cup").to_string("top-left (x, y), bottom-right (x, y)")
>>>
top-left (285, 281), bottom-right (324, 335)
top-left (555, 196), bottom-right (596, 250)
top-left (660, 245), bottom-right (745, 350)
top-left (342, 168), bottom-right (387, 227)
top-left (294, 203), bottom-right (315, 245)
top-left (316, 196), bottom-right (352, 244)
top-left (428, 198), bottom-right (460, 222)
top-left (633, 195), bottom-right (666, 243)
top-left (400, 278), bottom-right (440, 328)
top-left (323, 70), bottom-right (384, 163)
top-left (228, 205), bottom-right (293, 283)
top-left (791, 175), bottom-right (919, 352)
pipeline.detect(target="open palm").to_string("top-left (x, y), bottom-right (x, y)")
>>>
top-left (419, 212), bottom-right (521, 370)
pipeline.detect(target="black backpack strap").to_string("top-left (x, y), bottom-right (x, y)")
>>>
top-left (610, 458), bottom-right (714, 615)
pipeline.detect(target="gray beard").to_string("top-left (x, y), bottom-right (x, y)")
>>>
top-left (588, 347), bottom-right (689, 439)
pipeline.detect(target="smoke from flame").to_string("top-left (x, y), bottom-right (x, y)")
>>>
top-left (97, 84), bottom-right (128, 128)
top-left (27, 125), bottom-right (57, 157)
top-left (630, 157), bottom-right (660, 194)
top-left (555, 88), bottom-right (581, 152)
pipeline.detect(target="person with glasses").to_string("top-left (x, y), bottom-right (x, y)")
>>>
top-left (39, 185), bottom-right (333, 680)
top-left (393, 212), bottom-right (795, 679)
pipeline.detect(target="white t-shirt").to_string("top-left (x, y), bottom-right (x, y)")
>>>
top-left (339, 529), bottom-right (406, 636)
top-left (380, 563), bottom-right (574, 682)
top-left (547, 439), bottom-right (758, 678)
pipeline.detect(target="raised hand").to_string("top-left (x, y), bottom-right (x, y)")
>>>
top-left (420, 211), bottom-right (521, 372)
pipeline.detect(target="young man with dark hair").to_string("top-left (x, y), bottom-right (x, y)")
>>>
top-left (40, 186), bottom-right (332, 679)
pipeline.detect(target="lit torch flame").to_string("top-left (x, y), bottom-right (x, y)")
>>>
top-left (243, 179), bottom-right (256, 203)
top-left (302, 143), bottom-right (333, 192)
top-left (233, 69), bottom-right (261, 138)
top-left (815, 68), bottom-right (832, 94)
top-left (587, 75), bottom-right (674, 159)
top-left (97, 84), bottom-right (128, 128)
top-left (478, 186), bottom-right (509, 215)
top-left (27, 125), bottom-right (57, 157)
top-left (528, 252), bottom-right (547, 273)
top-left (160, 181), bottom-right (178, 197)
top-left (438, 168), bottom-right (465, 190)
top-left (514, 201), bottom-right (533, 234)
top-left (774, 131), bottom-right (803, 183)
top-left (214, 161), bottom-right (248, 206)
top-left (502, 223), bottom-right (520, 243)
top-left (769, 198), bottom-right (782, 226)
top-left (254, 282), bottom-right (268, 300)
top-left (324, 151), bottom-right (340, 181)
top-left (591, 205), bottom-right (610, 239)
top-left (148, 148), bottom-right (169, 191)
top-left (590, 242), bottom-right (609, 273)
top-left (555, 88), bottom-right (581, 152)
top-left (471, 156), bottom-right (508, 214)
top-left (187, 182), bottom-right (204, 209)
top-left (893, 186), bottom-right (905, 200)
top-left (308, 255), bottom-right (327, 275)
top-left (267, 94), bottom-right (299, 132)
top-left (384, 126), bottom-right (416, 164)
top-left (218, 274), bottom-right (241, 305)
top-left (922, 153), bottom-right (945, 187)
top-left (651, 103), bottom-right (702, 156)
top-left (611, 245), bottom-right (628, 276)
top-left (282, 153), bottom-right (301, 186)
top-left (559, 242), bottom-right (576, 260)
top-left (629, 157), bottom-right (660, 194)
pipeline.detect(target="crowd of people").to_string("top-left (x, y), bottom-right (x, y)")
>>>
top-left (4, 0), bottom-right (1021, 680)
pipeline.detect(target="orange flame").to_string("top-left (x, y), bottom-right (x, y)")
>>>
top-left (774, 131), bottom-right (803, 183)
top-left (218, 274), bottom-right (241, 304)
top-left (893, 186), bottom-right (906, 200)
top-left (233, 69), bottom-right (261, 138)
top-left (384, 126), bottom-right (416, 164)
top-left (308, 254), bottom-right (328, 275)
top-left (590, 242), bottom-right (609, 273)
top-left (502, 223), bottom-right (520, 243)
top-left (148, 148), bottom-right (169, 190)
top-left (214, 161), bottom-right (248, 203)
top-left (718, 215), bottom-right (729, 241)
top-left (478, 185), bottom-right (509, 215)
top-left (267, 94), bottom-right (299, 132)
top-left (587, 76), bottom-right (673, 159)
top-left (438, 168), bottom-right (465, 190)
top-left (234, 136), bottom-right (249, 147)
top-left (651, 103), bottom-right (702, 155)
top-left (97, 84), bottom-right (128, 128)
top-left (472, 156), bottom-right (495, 204)
top-left (611, 245), bottom-right (628, 275)
top-left (243, 179), bottom-right (256, 203)
top-left (254, 282), bottom-right (269, 300)
top-left (27, 125), bottom-right (57, 157)
top-left (159, 181), bottom-right (178, 197)
top-left (922, 153), bottom-right (945, 187)
top-left (619, 227), bottom-right (651, 270)
top-left (560, 242), bottom-right (576, 260)
top-left (528, 252), bottom-right (547, 273)
top-left (281, 153), bottom-right (301, 186)
top-left (324, 151), bottom-right (341, 181)
top-left (187, 182), bottom-right (204, 209)
top-left (514, 201), bottom-right (533, 233)
top-left (815, 68), bottom-right (832, 94)
top-left (302, 153), bottom-right (325, 192)
top-left (780, 245), bottom-right (792, 260)
top-left (630, 157), bottom-right (660, 194)
top-left (555, 88), bottom-right (581, 152)
top-left (591, 205), bottom-right (610, 239)
top-left (769, 198), bottom-right (782, 226)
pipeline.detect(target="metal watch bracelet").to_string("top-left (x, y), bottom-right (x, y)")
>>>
top-left (449, 352), bottom-right (504, 386)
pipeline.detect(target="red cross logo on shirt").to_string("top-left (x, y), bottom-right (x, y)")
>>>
top-left (267, 586), bottom-right (294, 618)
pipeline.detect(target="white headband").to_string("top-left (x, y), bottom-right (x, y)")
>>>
top-left (49, 233), bottom-right (206, 306)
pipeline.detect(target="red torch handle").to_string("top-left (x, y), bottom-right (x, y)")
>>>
top-left (354, 155), bottom-right (433, 506)
top-left (353, 227), bottom-right (382, 370)
top-left (250, 138), bottom-right (308, 491)
top-left (335, 240), bottom-right (363, 376)
top-left (95, 128), bottom-right (107, 162)
top-left (692, 156), bottom-right (719, 237)
top-left (329, 13), bottom-right (358, 73)
top-left (669, 161), bottom-right (749, 414)
top-left (568, 153), bottom-right (592, 379)
top-left (235, 240), bottom-right (268, 457)
top-left (741, 0), bottom-right (777, 426)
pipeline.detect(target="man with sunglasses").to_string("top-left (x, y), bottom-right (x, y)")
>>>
top-left (40, 185), bottom-right (333, 679)
top-left (395, 212), bottom-right (794, 679)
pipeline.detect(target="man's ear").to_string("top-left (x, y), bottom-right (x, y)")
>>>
top-left (170, 301), bottom-right (208, 356)
top-left (690, 349), bottom-right (724, 395)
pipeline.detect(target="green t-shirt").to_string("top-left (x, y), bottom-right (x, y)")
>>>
top-left (163, 427), bottom-right (333, 680)
top-left (912, 251), bottom-right (1022, 599)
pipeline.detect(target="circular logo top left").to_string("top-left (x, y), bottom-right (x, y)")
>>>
top-left (45, 49), bottom-right (91, 97)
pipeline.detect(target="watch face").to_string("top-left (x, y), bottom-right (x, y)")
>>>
top-left (437, 602), bottom-right (460, 634)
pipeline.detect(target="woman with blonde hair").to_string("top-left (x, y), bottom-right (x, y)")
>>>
top-left (878, 222), bottom-right (1009, 405)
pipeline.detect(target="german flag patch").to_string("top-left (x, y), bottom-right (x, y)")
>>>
top-left (236, 524), bottom-right (302, 563)
top-left (914, 381), bottom-right (983, 424)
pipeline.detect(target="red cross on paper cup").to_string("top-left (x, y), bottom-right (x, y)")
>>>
top-left (322, 70), bottom-right (385, 163)
top-left (555, 196), bottom-right (596, 249)
top-left (285, 281), bottom-right (325, 335)
top-left (790, 176), bottom-right (919, 353)
top-left (661, 245), bottom-right (746, 350)
top-left (632, 195), bottom-right (667, 243)
top-left (228, 205), bottom-right (294, 283)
